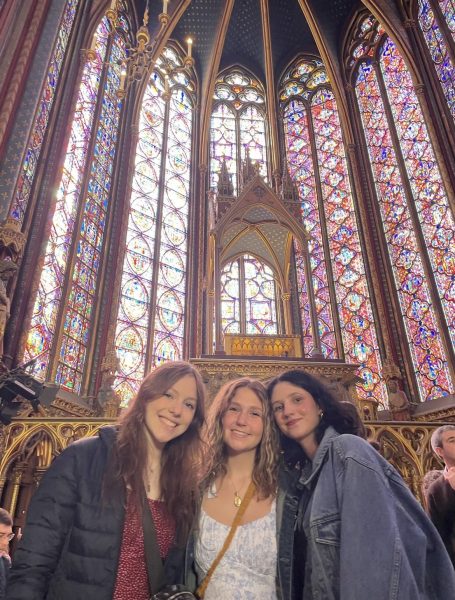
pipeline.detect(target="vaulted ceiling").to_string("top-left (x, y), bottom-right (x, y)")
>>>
top-left (139, 0), bottom-right (362, 87)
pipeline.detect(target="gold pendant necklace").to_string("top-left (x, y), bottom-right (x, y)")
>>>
top-left (226, 472), bottom-right (250, 507)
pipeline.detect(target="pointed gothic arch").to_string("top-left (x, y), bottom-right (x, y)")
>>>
top-left (210, 65), bottom-right (269, 195)
top-left (345, 10), bottom-right (455, 402)
top-left (111, 42), bottom-right (197, 405)
top-left (22, 8), bottom-right (132, 395)
top-left (279, 53), bottom-right (387, 407)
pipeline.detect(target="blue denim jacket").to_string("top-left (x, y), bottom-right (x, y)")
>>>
top-left (276, 427), bottom-right (455, 600)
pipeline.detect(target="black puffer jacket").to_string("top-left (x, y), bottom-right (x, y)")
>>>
top-left (6, 426), bottom-right (126, 600)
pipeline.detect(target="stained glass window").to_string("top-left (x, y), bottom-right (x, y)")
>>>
top-left (10, 0), bottom-right (80, 224)
top-left (417, 0), bottom-right (455, 122)
top-left (280, 57), bottom-right (387, 407)
top-left (239, 105), bottom-right (267, 180)
top-left (24, 15), bottom-right (129, 393)
top-left (210, 104), bottom-right (237, 192)
top-left (440, 1), bottom-right (455, 35)
top-left (352, 16), bottom-right (454, 401)
top-left (113, 46), bottom-right (194, 405)
top-left (210, 69), bottom-right (268, 194)
top-left (221, 255), bottom-right (278, 335)
top-left (283, 97), bottom-right (336, 359)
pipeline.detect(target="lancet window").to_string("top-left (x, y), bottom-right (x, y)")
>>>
top-left (113, 45), bottom-right (195, 405)
top-left (10, 0), bottom-right (80, 223)
top-left (210, 68), bottom-right (268, 194)
top-left (221, 255), bottom-right (278, 336)
top-left (280, 56), bottom-right (386, 407)
top-left (416, 0), bottom-right (455, 123)
top-left (24, 13), bottom-right (130, 393)
top-left (349, 14), bottom-right (454, 401)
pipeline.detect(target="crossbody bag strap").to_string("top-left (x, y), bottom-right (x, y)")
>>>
top-left (142, 496), bottom-right (167, 595)
top-left (195, 480), bottom-right (256, 599)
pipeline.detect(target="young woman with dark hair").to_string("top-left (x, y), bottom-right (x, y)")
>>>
top-left (268, 369), bottom-right (455, 600)
top-left (185, 378), bottom-right (280, 599)
top-left (6, 361), bottom-right (206, 600)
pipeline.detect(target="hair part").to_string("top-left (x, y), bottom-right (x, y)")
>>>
top-left (0, 508), bottom-right (12, 527)
top-left (203, 377), bottom-right (279, 500)
top-left (104, 361), bottom-right (206, 544)
top-left (267, 369), bottom-right (363, 461)
top-left (431, 425), bottom-right (455, 452)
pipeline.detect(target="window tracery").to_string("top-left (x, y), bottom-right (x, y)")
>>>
top-left (10, 0), bottom-right (80, 224)
top-left (221, 255), bottom-right (278, 335)
top-left (416, 0), bottom-right (455, 123)
top-left (210, 68), bottom-right (268, 194)
top-left (349, 14), bottom-right (454, 401)
top-left (280, 56), bottom-right (387, 407)
top-left (24, 13), bottom-right (130, 393)
top-left (113, 44), bottom-right (195, 405)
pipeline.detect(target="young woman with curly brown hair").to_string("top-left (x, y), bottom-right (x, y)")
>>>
top-left (185, 377), bottom-right (280, 599)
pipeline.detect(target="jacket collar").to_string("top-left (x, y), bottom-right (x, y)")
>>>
top-left (299, 426), bottom-right (339, 488)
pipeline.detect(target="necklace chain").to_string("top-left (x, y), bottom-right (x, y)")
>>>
top-left (145, 463), bottom-right (159, 495)
top-left (226, 472), bottom-right (250, 508)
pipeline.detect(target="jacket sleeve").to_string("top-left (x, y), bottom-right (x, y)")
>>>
top-left (337, 452), bottom-right (455, 600)
top-left (6, 443), bottom-right (81, 600)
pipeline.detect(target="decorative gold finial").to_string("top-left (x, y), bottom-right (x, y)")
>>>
top-left (159, 0), bottom-right (170, 27)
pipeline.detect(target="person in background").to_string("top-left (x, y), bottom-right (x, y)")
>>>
top-left (268, 369), bottom-right (455, 600)
top-left (188, 378), bottom-right (279, 599)
top-left (421, 469), bottom-right (443, 508)
top-left (7, 361), bottom-right (206, 600)
top-left (0, 509), bottom-right (13, 600)
top-left (426, 425), bottom-right (455, 567)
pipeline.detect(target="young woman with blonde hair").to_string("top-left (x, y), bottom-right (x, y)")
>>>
top-left (184, 377), bottom-right (280, 599)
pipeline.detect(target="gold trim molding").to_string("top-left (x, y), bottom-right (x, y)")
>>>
top-left (224, 334), bottom-right (303, 358)
top-left (366, 421), bottom-right (445, 503)
top-left (0, 417), bottom-right (446, 509)
top-left (0, 418), bottom-right (112, 480)
top-left (191, 357), bottom-right (359, 404)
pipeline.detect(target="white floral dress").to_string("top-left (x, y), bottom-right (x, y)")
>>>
top-left (195, 500), bottom-right (278, 600)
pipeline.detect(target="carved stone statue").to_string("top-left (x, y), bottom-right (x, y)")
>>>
top-left (0, 259), bottom-right (17, 359)
top-left (97, 350), bottom-right (121, 418)
top-left (388, 377), bottom-right (412, 421)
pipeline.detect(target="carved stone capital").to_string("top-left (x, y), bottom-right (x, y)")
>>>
top-left (101, 349), bottom-right (120, 375)
top-left (0, 217), bottom-right (26, 261)
top-left (381, 358), bottom-right (401, 382)
top-left (414, 84), bottom-right (425, 96)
